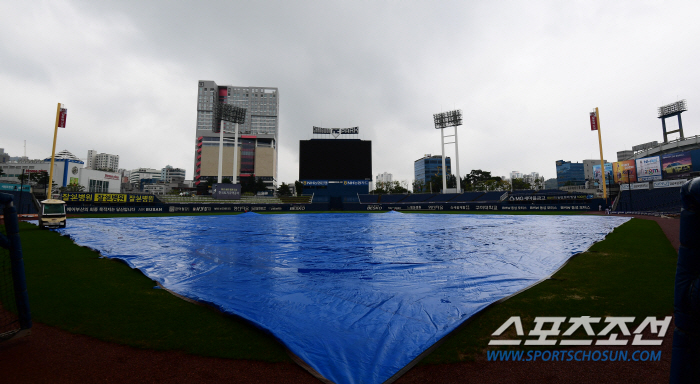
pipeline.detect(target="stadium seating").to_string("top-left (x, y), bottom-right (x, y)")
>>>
top-left (536, 189), bottom-right (566, 195)
top-left (280, 195), bottom-right (313, 203)
top-left (401, 194), bottom-right (435, 202)
top-left (536, 191), bottom-right (569, 197)
top-left (450, 192), bottom-right (485, 202)
top-left (310, 195), bottom-right (330, 203)
top-left (615, 187), bottom-right (682, 213)
top-left (378, 194), bottom-right (407, 203)
top-left (0, 191), bottom-right (37, 215)
top-left (358, 194), bottom-right (379, 203)
top-left (426, 193), bottom-right (459, 202)
top-left (475, 191), bottom-right (507, 202)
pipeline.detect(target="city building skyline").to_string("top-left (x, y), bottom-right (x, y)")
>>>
top-left (414, 154), bottom-right (451, 191)
top-left (86, 149), bottom-right (120, 171)
top-left (194, 80), bottom-right (279, 191)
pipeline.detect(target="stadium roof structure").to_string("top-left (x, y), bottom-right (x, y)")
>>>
top-left (623, 135), bottom-right (700, 161)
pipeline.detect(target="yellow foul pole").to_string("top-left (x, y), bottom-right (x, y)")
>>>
top-left (47, 103), bottom-right (62, 199)
top-left (595, 107), bottom-right (607, 200)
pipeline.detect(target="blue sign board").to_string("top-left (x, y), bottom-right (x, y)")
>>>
top-left (0, 183), bottom-right (31, 192)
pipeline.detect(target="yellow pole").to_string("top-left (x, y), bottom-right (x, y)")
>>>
top-left (47, 103), bottom-right (61, 199)
top-left (595, 107), bottom-right (607, 201)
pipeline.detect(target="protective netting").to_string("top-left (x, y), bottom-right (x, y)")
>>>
top-left (57, 213), bottom-right (630, 384)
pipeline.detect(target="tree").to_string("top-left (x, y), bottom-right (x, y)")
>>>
top-left (294, 180), bottom-right (304, 196)
top-left (255, 178), bottom-right (267, 194)
top-left (511, 178), bottom-right (531, 190)
top-left (474, 177), bottom-right (510, 191)
top-left (428, 173), bottom-right (457, 192)
top-left (412, 179), bottom-right (425, 193)
top-left (461, 169), bottom-right (502, 191)
top-left (222, 177), bottom-right (232, 184)
top-left (446, 174), bottom-right (457, 188)
top-left (0, 168), bottom-right (5, 177)
top-left (59, 183), bottom-right (85, 193)
top-left (276, 182), bottom-right (292, 197)
top-left (371, 181), bottom-right (389, 194)
top-left (389, 181), bottom-right (408, 194)
top-left (531, 177), bottom-right (544, 190)
top-left (30, 171), bottom-right (49, 188)
top-left (18, 172), bottom-right (30, 184)
top-left (241, 175), bottom-right (257, 194)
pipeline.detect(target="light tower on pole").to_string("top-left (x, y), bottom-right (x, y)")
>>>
top-left (658, 100), bottom-right (687, 143)
top-left (433, 109), bottom-right (463, 193)
top-left (213, 102), bottom-right (247, 184)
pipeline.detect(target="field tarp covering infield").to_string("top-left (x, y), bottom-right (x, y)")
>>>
top-left (56, 213), bottom-right (630, 384)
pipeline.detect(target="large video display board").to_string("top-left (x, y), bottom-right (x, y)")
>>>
top-left (299, 139), bottom-right (372, 181)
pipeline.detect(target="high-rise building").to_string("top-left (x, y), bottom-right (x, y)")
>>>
top-left (86, 150), bottom-right (119, 171)
top-left (129, 168), bottom-right (161, 184)
top-left (0, 148), bottom-right (9, 164)
top-left (555, 160), bottom-right (585, 187)
top-left (161, 165), bottom-right (186, 183)
top-left (194, 80), bottom-right (279, 191)
top-left (375, 172), bottom-right (392, 184)
top-left (414, 154), bottom-right (451, 188)
top-left (544, 178), bottom-right (558, 189)
top-left (583, 159), bottom-right (606, 184)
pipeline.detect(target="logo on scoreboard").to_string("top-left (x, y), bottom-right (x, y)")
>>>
top-left (313, 126), bottom-right (359, 137)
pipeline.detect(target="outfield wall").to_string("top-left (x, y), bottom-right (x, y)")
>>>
top-left (66, 202), bottom-right (332, 214)
top-left (342, 202), bottom-right (600, 212)
top-left (64, 202), bottom-right (602, 214)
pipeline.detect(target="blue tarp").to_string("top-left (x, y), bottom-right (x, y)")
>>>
top-left (56, 213), bottom-right (630, 383)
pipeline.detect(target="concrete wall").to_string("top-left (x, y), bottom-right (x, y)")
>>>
top-left (255, 146), bottom-right (276, 178)
top-left (200, 146), bottom-right (240, 178)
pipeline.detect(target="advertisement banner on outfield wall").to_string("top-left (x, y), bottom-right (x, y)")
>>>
top-left (653, 179), bottom-right (687, 189)
top-left (62, 192), bottom-right (156, 203)
top-left (613, 160), bottom-right (637, 184)
top-left (636, 156), bottom-right (662, 181)
top-left (661, 151), bottom-right (692, 179)
top-left (592, 163), bottom-right (613, 184)
top-left (621, 182), bottom-right (651, 191)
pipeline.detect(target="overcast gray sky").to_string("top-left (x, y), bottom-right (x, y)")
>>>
top-left (2, 0), bottom-right (699, 184)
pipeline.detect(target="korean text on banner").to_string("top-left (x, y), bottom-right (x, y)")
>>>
top-left (58, 108), bottom-right (67, 128)
top-left (589, 112), bottom-right (598, 131)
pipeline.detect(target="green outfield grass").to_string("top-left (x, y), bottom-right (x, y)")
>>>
top-left (423, 217), bottom-right (677, 363)
top-left (12, 215), bottom-right (677, 365)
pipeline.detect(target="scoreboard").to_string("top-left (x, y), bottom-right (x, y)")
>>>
top-left (299, 139), bottom-right (372, 181)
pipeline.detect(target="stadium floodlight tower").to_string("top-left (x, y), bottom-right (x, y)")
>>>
top-left (213, 102), bottom-right (247, 183)
top-left (433, 109), bottom-right (462, 193)
top-left (658, 100), bottom-right (687, 144)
